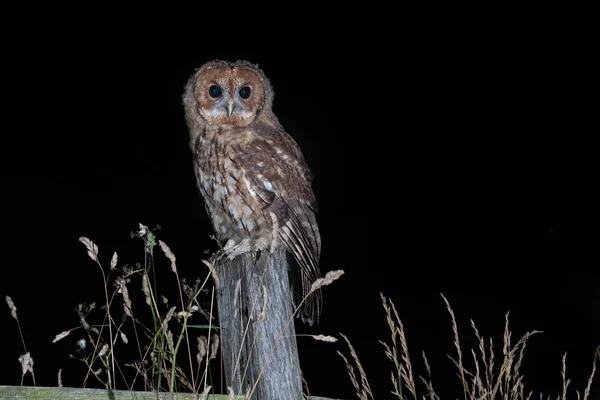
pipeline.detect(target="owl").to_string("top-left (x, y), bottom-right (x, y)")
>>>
top-left (182, 60), bottom-right (322, 325)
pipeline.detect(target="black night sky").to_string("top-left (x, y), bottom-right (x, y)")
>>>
top-left (1, 6), bottom-right (597, 400)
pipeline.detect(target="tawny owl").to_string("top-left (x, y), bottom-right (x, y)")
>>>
top-left (182, 60), bottom-right (322, 325)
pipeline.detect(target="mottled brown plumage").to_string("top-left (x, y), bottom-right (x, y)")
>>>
top-left (182, 60), bottom-right (322, 324)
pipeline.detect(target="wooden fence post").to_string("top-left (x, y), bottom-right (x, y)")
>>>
top-left (216, 247), bottom-right (303, 399)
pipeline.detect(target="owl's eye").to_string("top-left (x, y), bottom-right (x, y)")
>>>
top-left (239, 86), bottom-right (251, 99)
top-left (209, 85), bottom-right (222, 98)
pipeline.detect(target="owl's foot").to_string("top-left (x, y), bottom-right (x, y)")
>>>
top-left (223, 239), bottom-right (252, 259)
top-left (211, 238), bottom-right (270, 263)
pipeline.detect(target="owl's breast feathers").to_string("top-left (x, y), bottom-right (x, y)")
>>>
top-left (194, 123), bottom-right (322, 322)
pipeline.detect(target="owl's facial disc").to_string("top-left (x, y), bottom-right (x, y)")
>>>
top-left (194, 65), bottom-right (265, 127)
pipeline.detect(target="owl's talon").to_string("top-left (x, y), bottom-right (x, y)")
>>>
top-left (223, 239), bottom-right (236, 251)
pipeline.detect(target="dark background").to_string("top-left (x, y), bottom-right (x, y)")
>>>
top-left (1, 5), bottom-right (597, 399)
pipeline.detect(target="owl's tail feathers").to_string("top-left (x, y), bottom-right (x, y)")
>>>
top-left (279, 219), bottom-right (322, 325)
top-left (284, 236), bottom-right (323, 325)
top-left (275, 199), bottom-right (323, 325)
top-left (286, 249), bottom-right (323, 326)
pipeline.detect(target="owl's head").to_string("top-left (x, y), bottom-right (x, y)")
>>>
top-left (184, 60), bottom-right (276, 128)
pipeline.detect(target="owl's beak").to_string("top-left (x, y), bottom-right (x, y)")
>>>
top-left (227, 102), bottom-right (234, 117)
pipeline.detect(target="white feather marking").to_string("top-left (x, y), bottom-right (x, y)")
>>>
top-left (243, 177), bottom-right (257, 198)
top-left (244, 218), bottom-right (256, 231)
top-left (213, 186), bottom-right (226, 202)
top-left (262, 180), bottom-right (274, 193)
top-left (228, 204), bottom-right (239, 220)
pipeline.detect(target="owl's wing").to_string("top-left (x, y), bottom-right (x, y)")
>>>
top-left (228, 126), bottom-right (322, 324)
